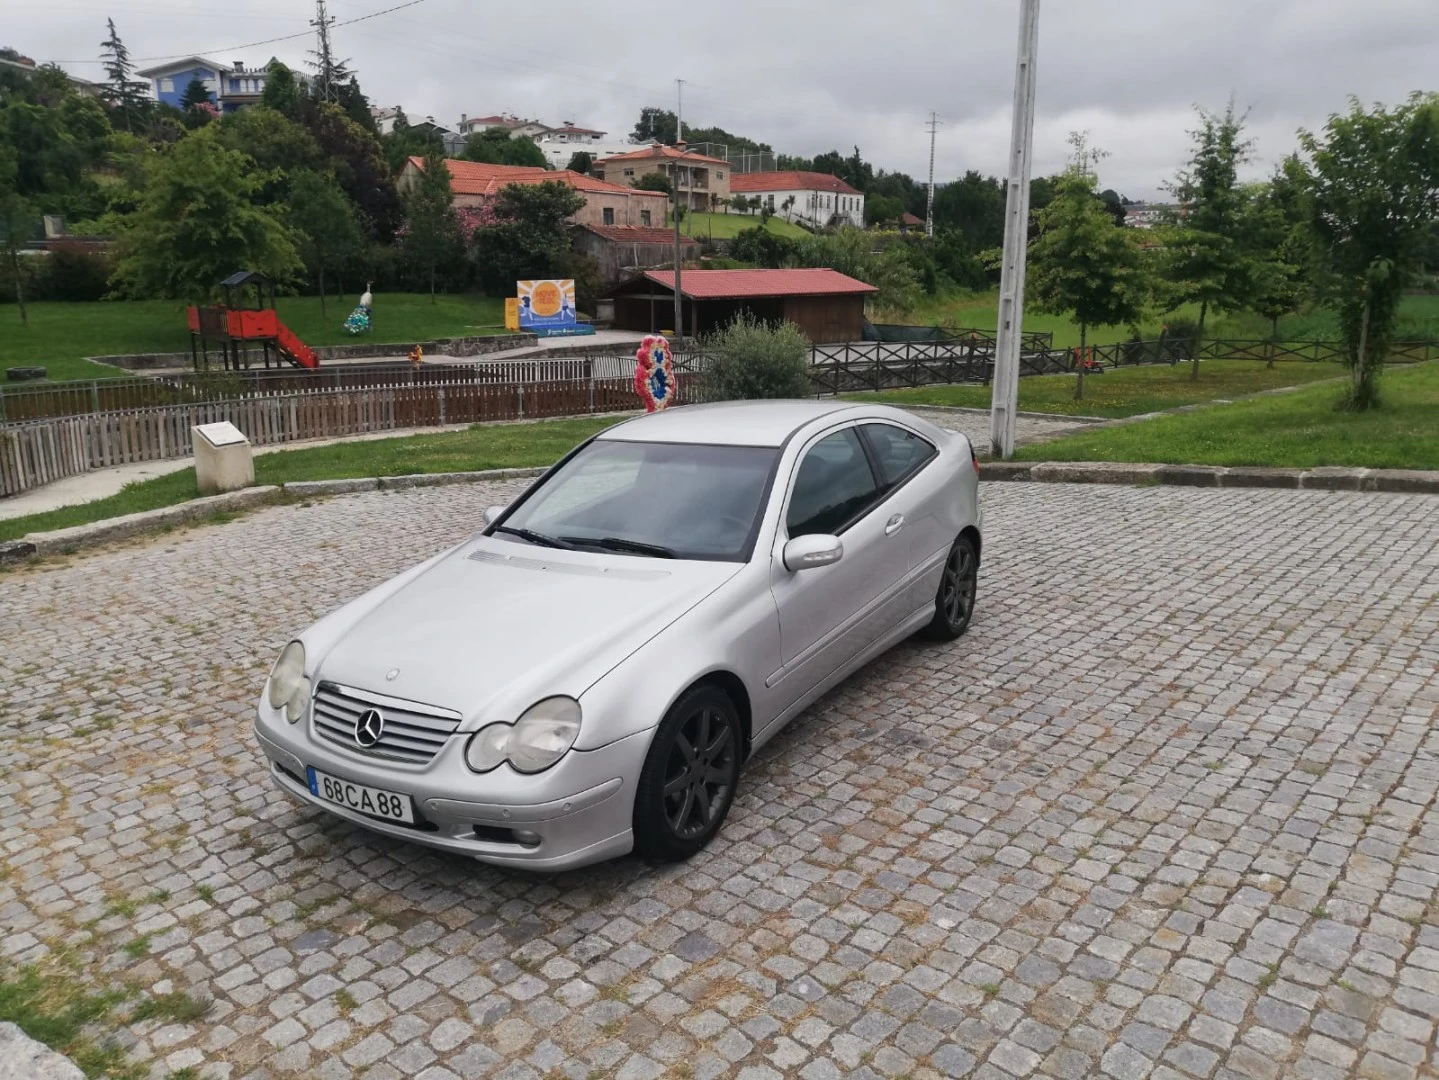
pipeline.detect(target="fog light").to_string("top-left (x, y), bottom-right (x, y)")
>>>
top-left (513, 829), bottom-right (541, 848)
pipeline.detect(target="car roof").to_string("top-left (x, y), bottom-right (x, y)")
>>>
top-left (598, 400), bottom-right (868, 447)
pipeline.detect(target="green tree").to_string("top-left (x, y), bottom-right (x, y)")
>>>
top-left (931, 171), bottom-right (1006, 250)
top-left (110, 127), bottom-right (301, 300)
top-left (259, 59), bottom-right (303, 119)
top-left (383, 108), bottom-right (443, 173)
top-left (565, 150), bottom-right (593, 175)
top-left (0, 143), bottom-right (36, 325)
top-left (214, 105), bottom-right (324, 205)
top-left (180, 76), bottom-right (211, 112)
top-left (1297, 93), bottom-right (1439, 410)
top-left (632, 107), bottom-right (677, 144)
top-left (402, 150), bottom-right (460, 301)
top-left (458, 127), bottom-right (546, 168)
top-left (1243, 168), bottom-right (1308, 359)
top-left (288, 170), bottom-right (362, 317)
top-left (1158, 102), bottom-right (1257, 380)
top-left (866, 194), bottom-right (904, 227)
top-left (631, 171), bottom-right (672, 195)
top-left (98, 18), bottom-right (149, 134)
top-left (1028, 142), bottom-right (1147, 400)
top-left (469, 180), bottom-right (585, 294)
top-left (303, 102), bottom-right (401, 240)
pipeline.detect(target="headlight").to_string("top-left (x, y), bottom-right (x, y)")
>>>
top-left (464, 697), bottom-right (581, 774)
top-left (284, 677), bottom-right (312, 723)
top-left (267, 641), bottom-right (306, 712)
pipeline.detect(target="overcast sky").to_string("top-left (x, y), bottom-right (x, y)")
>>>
top-left (16, 0), bottom-right (1438, 199)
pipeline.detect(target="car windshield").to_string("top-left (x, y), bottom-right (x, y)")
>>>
top-left (495, 439), bottom-right (779, 561)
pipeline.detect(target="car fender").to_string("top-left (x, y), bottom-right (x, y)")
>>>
top-left (573, 564), bottom-right (779, 751)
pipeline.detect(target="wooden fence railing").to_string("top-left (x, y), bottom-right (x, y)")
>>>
top-left (0, 376), bottom-right (684, 499)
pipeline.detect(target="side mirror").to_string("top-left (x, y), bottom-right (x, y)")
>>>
top-left (783, 534), bottom-right (843, 572)
top-left (483, 506), bottom-right (505, 527)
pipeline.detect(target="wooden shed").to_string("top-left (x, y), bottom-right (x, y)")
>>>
top-left (604, 268), bottom-right (878, 343)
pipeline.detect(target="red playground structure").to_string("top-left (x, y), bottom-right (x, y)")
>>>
top-left (186, 270), bottom-right (318, 371)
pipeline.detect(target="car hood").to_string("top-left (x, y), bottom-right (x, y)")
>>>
top-left (314, 536), bottom-right (739, 729)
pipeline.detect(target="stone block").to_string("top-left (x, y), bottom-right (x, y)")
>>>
top-left (193, 422), bottom-right (254, 495)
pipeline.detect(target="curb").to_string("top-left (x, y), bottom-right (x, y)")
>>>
top-left (978, 462), bottom-right (1439, 493)
top-left (2, 468), bottom-right (551, 564)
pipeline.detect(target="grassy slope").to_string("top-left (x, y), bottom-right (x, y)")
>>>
top-left (1018, 360), bottom-right (1439, 470)
top-left (854, 360), bottom-right (1347, 418)
top-left (682, 212), bottom-right (810, 240)
top-left (880, 291), bottom-right (1439, 349)
top-left (0, 293), bottom-right (507, 382)
top-left (0, 416), bottom-right (624, 542)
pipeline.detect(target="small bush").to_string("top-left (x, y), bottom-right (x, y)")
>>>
top-left (43, 245), bottom-right (113, 301)
top-left (701, 314), bottom-right (813, 401)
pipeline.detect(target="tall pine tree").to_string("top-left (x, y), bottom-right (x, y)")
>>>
top-left (99, 18), bottom-right (149, 133)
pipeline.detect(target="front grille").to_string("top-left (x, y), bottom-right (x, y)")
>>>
top-left (312, 682), bottom-right (463, 765)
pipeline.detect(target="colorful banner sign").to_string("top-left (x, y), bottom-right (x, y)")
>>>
top-left (516, 279), bottom-right (577, 332)
top-left (504, 297), bottom-right (519, 331)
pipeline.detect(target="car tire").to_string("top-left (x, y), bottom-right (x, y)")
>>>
top-left (632, 684), bottom-right (742, 863)
top-left (922, 534), bottom-right (978, 641)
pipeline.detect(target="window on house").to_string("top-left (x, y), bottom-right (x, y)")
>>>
top-left (624, 168), bottom-right (635, 177)
top-left (717, 171), bottom-right (724, 180)
top-left (641, 210), bottom-right (652, 226)
top-left (603, 207), bottom-right (615, 225)
top-left (159, 78), bottom-right (174, 93)
top-left (766, 195), bottom-right (774, 209)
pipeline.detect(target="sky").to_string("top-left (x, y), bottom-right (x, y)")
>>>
top-left (15, 0), bottom-right (1439, 200)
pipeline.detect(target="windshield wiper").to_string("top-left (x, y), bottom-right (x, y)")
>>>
top-left (493, 526), bottom-right (577, 550)
top-left (563, 536), bottom-right (677, 559)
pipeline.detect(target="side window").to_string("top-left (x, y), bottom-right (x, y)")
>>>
top-left (862, 423), bottom-right (936, 487)
top-left (786, 429), bottom-right (881, 538)
top-left (602, 207), bottom-right (616, 225)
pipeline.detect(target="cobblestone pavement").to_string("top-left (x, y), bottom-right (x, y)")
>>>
top-left (3, 482), bottom-right (1438, 1080)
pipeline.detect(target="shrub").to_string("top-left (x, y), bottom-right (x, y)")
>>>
top-left (43, 245), bottom-right (113, 301)
top-left (701, 314), bottom-right (813, 401)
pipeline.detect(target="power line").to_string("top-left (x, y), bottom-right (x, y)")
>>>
top-left (44, 0), bottom-right (430, 65)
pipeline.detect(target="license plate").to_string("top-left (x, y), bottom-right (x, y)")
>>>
top-left (306, 766), bottom-right (415, 824)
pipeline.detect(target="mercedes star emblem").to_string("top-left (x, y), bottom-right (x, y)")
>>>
top-left (385, 668), bottom-right (400, 681)
top-left (354, 708), bottom-right (385, 748)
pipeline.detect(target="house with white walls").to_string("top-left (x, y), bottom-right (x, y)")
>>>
top-left (729, 171), bottom-right (865, 229)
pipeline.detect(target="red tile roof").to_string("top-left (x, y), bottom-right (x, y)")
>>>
top-left (640, 269), bottom-right (877, 300)
top-left (902, 212), bottom-right (925, 226)
top-left (595, 144), bottom-right (729, 166)
top-left (580, 225), bottom-right (698, 245)
top-left (408, 158), bottom-right (669, 200)
top-left (729, 171), bottom-right (861, 196)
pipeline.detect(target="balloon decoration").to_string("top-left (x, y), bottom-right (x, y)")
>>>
top-left (634, 334), bottom-right (677, 412)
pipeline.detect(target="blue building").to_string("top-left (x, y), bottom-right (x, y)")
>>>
top-left (137, 56), bottom-right (288, 114)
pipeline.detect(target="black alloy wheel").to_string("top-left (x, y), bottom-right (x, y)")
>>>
top-left (924, 534), bottom-right (978, 641)
top-left (634, 685), bottom-right (742, 861)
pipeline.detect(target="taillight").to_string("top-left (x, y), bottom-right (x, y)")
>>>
top-left (970, 441), bottom-right (980, 476)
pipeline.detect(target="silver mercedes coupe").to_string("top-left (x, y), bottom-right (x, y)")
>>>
top-left (254, 400), bottom-right (982, 871)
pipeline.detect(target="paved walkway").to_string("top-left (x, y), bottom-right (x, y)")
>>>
top-left (2, 483), bottom-right (1436, 1079)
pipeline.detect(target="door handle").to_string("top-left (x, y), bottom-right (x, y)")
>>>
top-left (885, 514), bottom-right (905, 536)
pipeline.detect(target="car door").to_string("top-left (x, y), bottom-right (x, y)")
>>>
top-left (766, 425), bottom-right (910, 708)
top-left (858, 422), bottom-right (945, 613)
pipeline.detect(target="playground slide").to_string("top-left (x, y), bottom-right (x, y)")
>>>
top-left (274, 321), bottom-right (319, 369)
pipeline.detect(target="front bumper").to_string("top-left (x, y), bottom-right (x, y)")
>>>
top-left (254, 703), bottom-right (653, 871)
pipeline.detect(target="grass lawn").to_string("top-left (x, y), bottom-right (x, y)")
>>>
top-left (0, 293), bottom-right (507, 383)
top-left (0, 415), bottom-right (624, 542)
top-left (1018, 361), bottom-right (1439, 470)
top-left (682, 212), bottom-right (810, 241)
top-left (880, 291), bottom-right (1439, 349)
top-left (852, 360), bottom-right (1347, 419)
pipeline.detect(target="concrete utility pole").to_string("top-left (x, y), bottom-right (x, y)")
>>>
top-left (672, 78), bottom-right (687, 343)
top-left (925, 112), bottom-right (941, 238)
top-left (989, 0), bottom-right (1041, 460)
